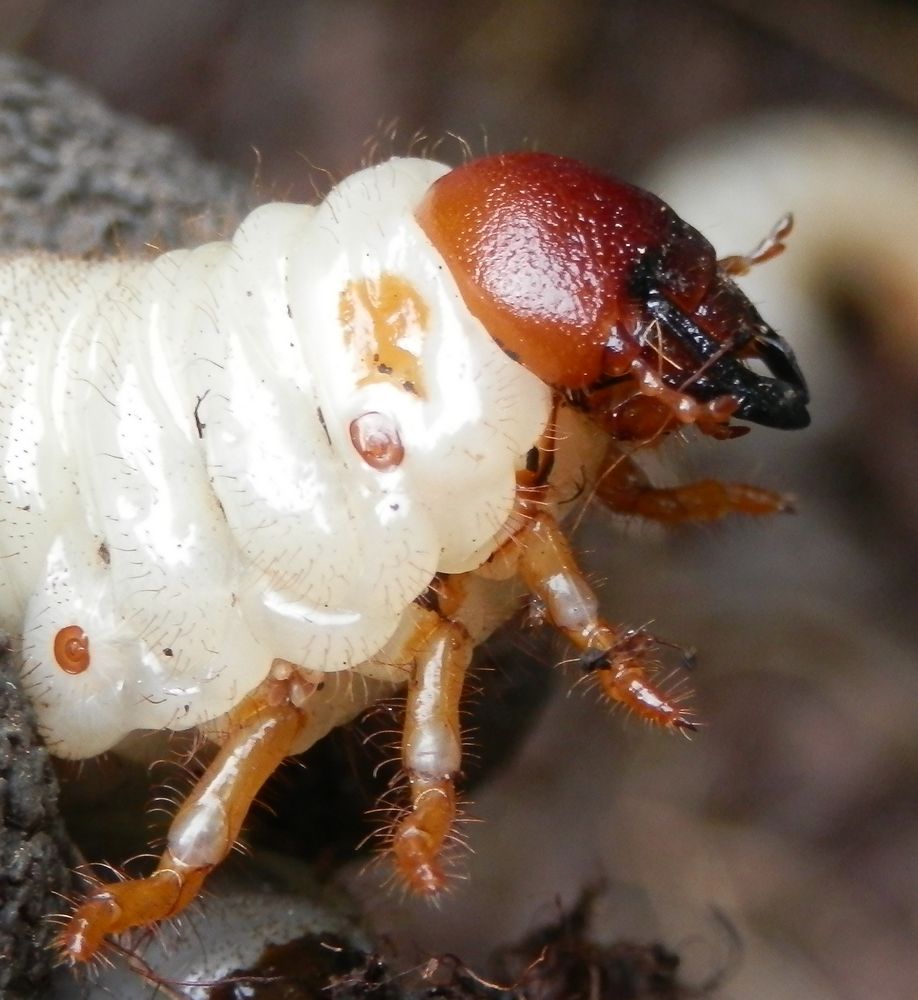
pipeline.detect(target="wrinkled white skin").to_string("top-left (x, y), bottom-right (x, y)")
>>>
top-left (0, 158), bottom-right (561, 759)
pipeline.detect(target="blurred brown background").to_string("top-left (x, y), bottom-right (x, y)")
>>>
top-left (6, 0), bottom-right (917, 194)
top-left (3, 2), bottom-right (918, 998)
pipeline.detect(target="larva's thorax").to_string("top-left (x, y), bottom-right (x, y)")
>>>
top-left (0, 159), bottom-right (553, 758)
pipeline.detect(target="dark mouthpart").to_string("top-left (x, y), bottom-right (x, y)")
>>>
top-left (645, 294), bottom-right (810, 430)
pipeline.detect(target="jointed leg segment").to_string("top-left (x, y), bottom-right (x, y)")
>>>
top-left (515, 508), bottom-right (695, 730)
top-left (58, 605), bottom-right (476, 960)
top-left (595, 447), bottom-right (792, 523)
top-left (390, 613), bottom-right (472, 894)
top-left (57, 668), bottom-right (314, 963)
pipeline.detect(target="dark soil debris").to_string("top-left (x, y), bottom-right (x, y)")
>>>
top-left (205, 889), bottom-right (700, 1000)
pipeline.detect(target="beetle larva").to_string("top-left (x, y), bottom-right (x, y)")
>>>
top-left (0, 153), bottom-right (808, 963)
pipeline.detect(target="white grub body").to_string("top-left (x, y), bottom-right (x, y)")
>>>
top-left (0, 158), bottom-right (561, 759)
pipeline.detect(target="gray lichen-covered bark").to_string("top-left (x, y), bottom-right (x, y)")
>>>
top-left (0, 657), bottom-right (78, 998)
top-left (0, 50), bottom-right (250, 256)
top-left (0, 50), bottom-right (249, 998)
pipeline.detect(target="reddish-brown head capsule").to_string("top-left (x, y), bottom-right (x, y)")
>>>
top-left (416, 152), bottom-right (809, 432)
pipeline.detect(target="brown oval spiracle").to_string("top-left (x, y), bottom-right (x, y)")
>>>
top-left (53, 625), bottom-right (91, 674)
top-left (349, 411), bottom-right (405, 470)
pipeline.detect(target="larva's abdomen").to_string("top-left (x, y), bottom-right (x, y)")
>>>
top-left (1, 160), bottom-right (551, 758)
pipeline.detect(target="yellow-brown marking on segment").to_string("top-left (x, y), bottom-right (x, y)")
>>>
top-left (339, 273), bottom-right (429, 397)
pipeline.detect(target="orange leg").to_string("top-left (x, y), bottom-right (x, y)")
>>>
top-left (390, 614), bottom-right (472, 895)
top-left (516, 510), bottom-right (694, 729)
top-left (595, 447), bottom-right (792, 523)
top-left (57, 666), bottom-right (314, 963)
